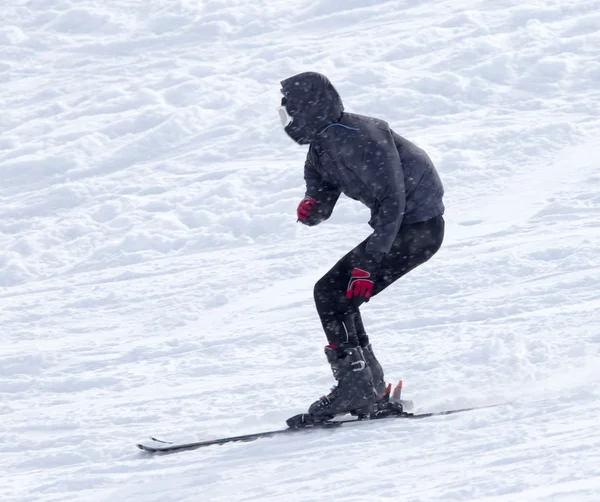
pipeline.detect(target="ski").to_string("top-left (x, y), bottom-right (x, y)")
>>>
top-left (136, 402), bottom-right (506, 454)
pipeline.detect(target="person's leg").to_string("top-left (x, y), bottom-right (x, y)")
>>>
top-left (313, 215), bottom-right (444, 348)
top-left (361, 215), bottom-right (445, 397)
top-left (354, 309), bottom-right (368, 347)
top-left (315, 216), bottom-right (445, 332)
top-left (373, 215), bottom-right (445, 297)
top-left (308, 216), bottom-right (444, 418)
top-left (313, 240), bottom-right (369, 347)
top-left (310, 240), bottom-right (377, 419)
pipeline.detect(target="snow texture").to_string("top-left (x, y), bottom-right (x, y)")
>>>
top-left (1, 0), bottom-right (600, 501)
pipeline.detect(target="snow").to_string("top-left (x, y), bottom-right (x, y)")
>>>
top-left (1, 0), bottom-right (599, 500)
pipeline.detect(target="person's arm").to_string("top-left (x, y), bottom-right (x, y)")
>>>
top-left (298, 150), bottom-right (341, 226)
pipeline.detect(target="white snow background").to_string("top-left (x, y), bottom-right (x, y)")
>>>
top-left (2, 0), bottom-right (600, 501)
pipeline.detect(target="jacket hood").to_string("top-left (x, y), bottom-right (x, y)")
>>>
top-left (280, 72), bottom-right (344, 145)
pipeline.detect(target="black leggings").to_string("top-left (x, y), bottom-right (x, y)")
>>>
top-left (314, 215), bottom-right (445, 346)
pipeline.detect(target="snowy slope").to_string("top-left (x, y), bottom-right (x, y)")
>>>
top-left (2, 0), bottom-right (600, 501)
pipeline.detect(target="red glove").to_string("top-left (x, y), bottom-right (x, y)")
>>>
top-left (297, 196), bottom-right (316, 221)
top-left (346, 267), bottom-right (374, 300)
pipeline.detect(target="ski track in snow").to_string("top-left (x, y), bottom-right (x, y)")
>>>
top-left (1, 0), bottom-right (600, 501)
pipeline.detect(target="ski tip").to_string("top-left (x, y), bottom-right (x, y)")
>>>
top-left (137, 443), bottom-right (155, 453)
top-left (149, 436), bottom-right (174, 444)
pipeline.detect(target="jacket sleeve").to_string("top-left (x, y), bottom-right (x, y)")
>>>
top-left (363, 144), bottom-right (406, 259)
top-left (301, 149), bottom-right (341, 226)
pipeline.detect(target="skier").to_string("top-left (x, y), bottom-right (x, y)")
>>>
top-left (278, 72), bottom-right (445, 423)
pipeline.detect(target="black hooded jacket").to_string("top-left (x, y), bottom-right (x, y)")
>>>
top-left (281, 72), bottom-right (445, 260)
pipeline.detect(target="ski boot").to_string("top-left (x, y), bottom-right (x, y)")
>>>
top-left (361, 343), bottom-right (386, 398)
top-left (362, 343), bottom-right (396, 411)
top-left (287, 345), bottom-right (377, 428)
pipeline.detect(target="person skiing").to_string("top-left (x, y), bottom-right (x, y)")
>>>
top-left (278, 72), bottom-right (445, 424)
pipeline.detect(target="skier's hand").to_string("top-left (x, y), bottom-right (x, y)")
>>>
top-left (297, 196), bottom-right (316, 223)
top-left (346, 267), bottom-right (375, 300)
top-left (345, 251), bottom-right (384, 302)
